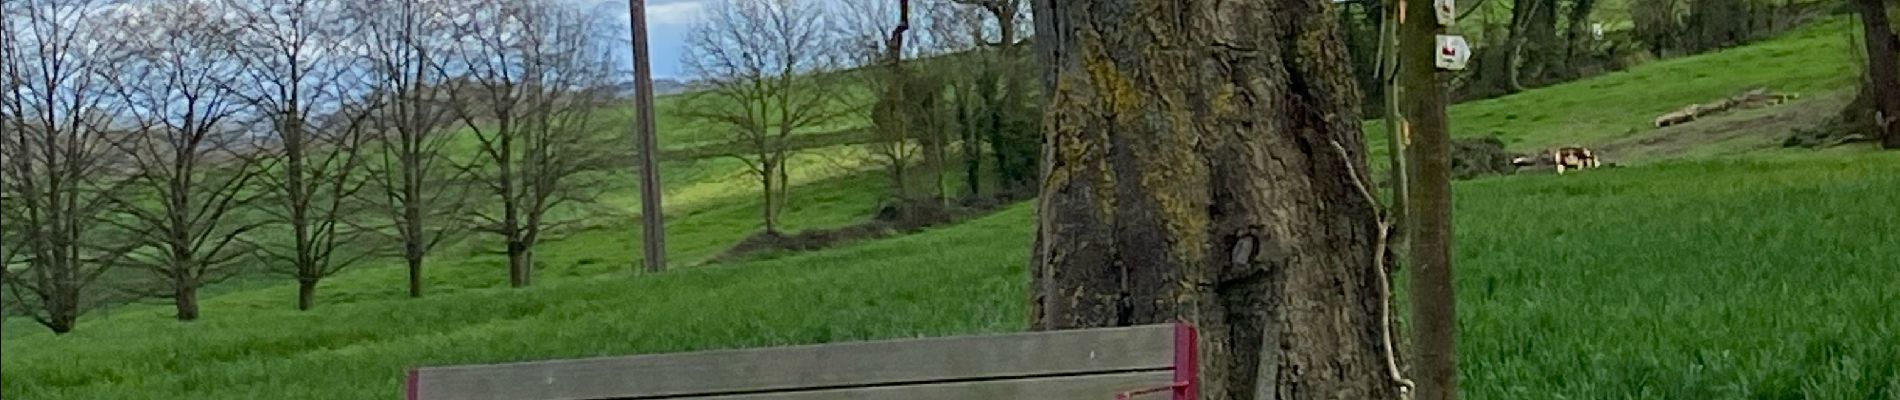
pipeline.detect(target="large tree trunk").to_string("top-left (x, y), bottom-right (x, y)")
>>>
top-left (1856, 0), bottom-right (1900, 148)
top-left (1029, 1), bottom-right (1401, 399)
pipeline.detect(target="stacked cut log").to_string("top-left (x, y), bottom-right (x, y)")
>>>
top-left (1653, 88), bottom-right (1797, 128)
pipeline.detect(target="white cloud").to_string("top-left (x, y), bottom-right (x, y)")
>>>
top-left (646, 0), bottom-right (705, 26)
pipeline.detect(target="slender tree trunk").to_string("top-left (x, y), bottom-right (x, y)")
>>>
top-left (990, 7), bottom-right (1030, 194)
top-left (520, 245), bottom-right (535, 287)
top-left (777, 155), bottom-right (791, 219)
top-left (1030, 1), bottom-right (1402, 398)
top-left (404, 141), bottom-right (428, 297)
top-left (1380, 0), bottom-right (1409, 251)
top-left (984, 104), bottom-right (1007, 193)
top-left (927, 124), bottom-right (947, 203)
top-left (507, 238), bottom-right (529, 288)
top-left (1855, 0), bottom-right (1900, 148)
top-left (883, 0), bottom-right (914, 201)
top-left (297, 279), bottom-right (317, 311)
top-left (286, 111), bottom-right (317, 310)
top-left (762, 159), bottom-right (779, 235)
top-left (959, 92), bottom-right (983, 198)
top-left (406, 252), bottom-right (424, 298)
top-left (891, 155), bottom-right (910, 199)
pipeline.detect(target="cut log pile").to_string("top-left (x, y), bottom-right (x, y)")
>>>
top-left (1653, 88), bottom-right (1797, 128)
top-left (1512, 147), bottom-right (1604, 175)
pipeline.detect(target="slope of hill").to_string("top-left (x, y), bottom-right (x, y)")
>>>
top-left (5, 17), bottom-right (1897, 400)
top-left (1363, 19), bottom-right (1861, 166)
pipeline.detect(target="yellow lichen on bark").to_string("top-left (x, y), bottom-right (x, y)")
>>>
top-left (1144, 92), bottom-right (1210, 265)
top-left (1082, 42), bottom-right (1141, 116)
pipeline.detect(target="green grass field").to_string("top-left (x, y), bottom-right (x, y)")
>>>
top-left (5, 16), bottom-right (1898, 400)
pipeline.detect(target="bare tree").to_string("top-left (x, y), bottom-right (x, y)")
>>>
top-left (947, 0), bottom-right (1038, 198)
top-left (840, 0), bottom-right (927, 202)
top-left (925, 2), bottom-right (986, 199)
top-left (0, 0), bottom-right (126, 334)
top-left (358, 0), bottom-right (465, 297)
top-left (682, 0), bottom-right (850, 235)
top-left (102, 1), bottom-right (264, 321)
top-left (226, 0), bottom-right (380, 310)
top-left (438, 0), bottom-right (619, 288)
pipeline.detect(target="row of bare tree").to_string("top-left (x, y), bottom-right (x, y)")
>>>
top-left (0, 0), bottom-right (617, 333)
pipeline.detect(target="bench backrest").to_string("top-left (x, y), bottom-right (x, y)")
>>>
top-left (407, 323), bottom-right (1198, 400)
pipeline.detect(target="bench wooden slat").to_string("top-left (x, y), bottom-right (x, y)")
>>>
top-left (410, 325), bottom-right (1178, 400)
top-left (700, 371), bottom-right (1177, 400)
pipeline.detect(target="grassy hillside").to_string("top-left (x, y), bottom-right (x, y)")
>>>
top-left (6, 150), bottom-right (1896, 399)
top-left (1363, 19), bottom-right (1861, 165)
top-left (5, 16), bottom-right (1897, 400)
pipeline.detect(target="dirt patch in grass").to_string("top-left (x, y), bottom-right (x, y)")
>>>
top-left (710, 197), bottom-right (1011, 264)
top-left (1593, 90), bottom-right (1851, 164)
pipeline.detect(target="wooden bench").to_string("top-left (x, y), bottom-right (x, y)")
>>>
top-left (406, 323), bottom-right (1199, 400)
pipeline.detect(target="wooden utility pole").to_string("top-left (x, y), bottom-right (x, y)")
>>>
top-left (629, 0), bottom-right (668, 272)
top-left (1853, 0), bottom-right (1900, 149)
top-left (1401, 0), bottom-right (1459, 396)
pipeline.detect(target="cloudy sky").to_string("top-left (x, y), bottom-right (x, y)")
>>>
top-left (581, 0), bottom-right (710, 79)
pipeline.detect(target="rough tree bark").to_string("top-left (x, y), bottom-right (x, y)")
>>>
top-left (1029, 1), bottom-right (1404, 399)
top-left (1855, 0), bottom-right (1900, 148)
